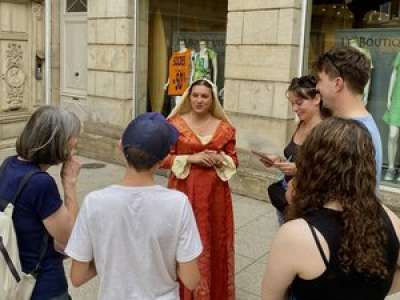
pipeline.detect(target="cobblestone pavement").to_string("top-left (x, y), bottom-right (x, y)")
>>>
top-left (1, 149), bottom-right (399, 300)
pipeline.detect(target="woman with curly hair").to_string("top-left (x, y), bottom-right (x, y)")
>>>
top-left (261, 117), bottom-right (400, 300)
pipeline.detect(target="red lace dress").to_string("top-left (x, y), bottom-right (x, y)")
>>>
top-left (162, 115), bottom-right (238, 300)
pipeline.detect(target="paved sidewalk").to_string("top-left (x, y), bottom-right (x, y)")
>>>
top-left (0, 149), bottom-right (399, 299)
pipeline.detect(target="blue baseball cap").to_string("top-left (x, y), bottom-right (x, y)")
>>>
top-left (122, 112), bottom-right (179, 161)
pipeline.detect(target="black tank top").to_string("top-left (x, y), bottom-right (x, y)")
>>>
top-left (292, 208), bottom-right (399, 300)
top-left (283, 137), bottom-right (299, 183)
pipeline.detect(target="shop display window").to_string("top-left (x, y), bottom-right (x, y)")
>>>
top-left (146, 0), bottom-right (227, 115)
top-left (305, 0), bottom-right (400, 186)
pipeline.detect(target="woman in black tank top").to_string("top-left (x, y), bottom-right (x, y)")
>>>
top-left (261, 118), bottom-right (400, 300)
top-left (263, 76), bottom-right (330, 216)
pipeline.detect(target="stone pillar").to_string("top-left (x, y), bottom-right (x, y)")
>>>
top-left (79, 0), bottom-right (135, 162)
top-left (224, 0), bottom-right (302, 199)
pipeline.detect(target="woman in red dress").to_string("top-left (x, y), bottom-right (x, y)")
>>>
top-left (162, 79), bottom-right (238, 300)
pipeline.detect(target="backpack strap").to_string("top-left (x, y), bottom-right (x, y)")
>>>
top-left (11, 170), bottom-right (50, 278)
top-left (10, 170), bottom-right (39, 206)
top-left (0, 163), bottom-right (50, 278)
top-left (0, 236), bottom-right (21, 282)
top-left (0, 157), bottom-right (13, 211)
top-left (30, 233), bottom-right (49, 278)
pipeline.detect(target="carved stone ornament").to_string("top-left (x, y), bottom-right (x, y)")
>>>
top-left (1, 43), bottom-right (26, 111)
top-left (32, 2), bottom-right (42, 18)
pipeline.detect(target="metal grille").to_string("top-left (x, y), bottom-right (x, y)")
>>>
top-left (66, 0), bottom-right (87, 13)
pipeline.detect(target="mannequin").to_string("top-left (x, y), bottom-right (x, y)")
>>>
top-left (208, 41), bottom-right (218, 83)
top-left (383, 51), bottom-right (400, 182)
top-left (349, 39), bottom-right (373, 106)
top-left (165, 40), bottom-right (194, 105)
top-left (192, 40), bottom-right (218, 85)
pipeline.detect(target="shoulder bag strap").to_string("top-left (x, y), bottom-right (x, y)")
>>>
top-left (8, 169), bottom-right (50, 277)
top-left (30, 233), bottom-right (49, 278)
top-left (10, 170), bottom-right (39, 206)
top-left (0, 236), bottom-right (21, 282)
top-left (0, 157), bottom-right (13, 211)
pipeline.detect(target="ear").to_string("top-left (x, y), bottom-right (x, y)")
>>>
top-left (314, 93), bottom-right (321, 105)
top-left (334, 76), bottom-right (345, 92)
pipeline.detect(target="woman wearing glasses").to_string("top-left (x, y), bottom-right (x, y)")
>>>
top-left (259, 75), bottom-right (330, 222)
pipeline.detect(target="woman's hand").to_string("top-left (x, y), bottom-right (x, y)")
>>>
top-left (259, 155), bottom-right (282, 169)
top-left (61, 155), bottom-right (81, 188)
top-left (273, 161), bottom-right (297, 176)
top-left (188, 151), bottom-right (220, 168)
top-left (259, 158), bottom-right (274, 168)
top-left (205, 150), bottom-right (226, 168)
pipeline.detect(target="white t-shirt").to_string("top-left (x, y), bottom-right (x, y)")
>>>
top-left (65, 185), bottom-right (203, 300)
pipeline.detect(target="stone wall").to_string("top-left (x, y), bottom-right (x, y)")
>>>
top-left (78, 0), bottom-right (135, 162)
top-left (224, 0), bottom-right (302, 199)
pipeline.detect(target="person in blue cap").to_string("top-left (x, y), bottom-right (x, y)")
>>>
top-left (65, 112), bottom-right (203, 300)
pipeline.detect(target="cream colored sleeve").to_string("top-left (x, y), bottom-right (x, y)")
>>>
top-left (171, 155), bottom-right (191, 179)
top-left (215, 153), bottom-right (237, 182)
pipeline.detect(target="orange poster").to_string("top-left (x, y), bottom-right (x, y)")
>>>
top-left (167, 49), bottom-right (192, 96)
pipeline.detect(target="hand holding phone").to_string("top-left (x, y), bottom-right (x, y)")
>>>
top-left (252, 150), bottom-right (283, 168)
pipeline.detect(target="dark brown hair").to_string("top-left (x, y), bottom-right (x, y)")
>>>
top-left (313, 47), bottom-right (371, 95)
top-left (16, 106), bottom-right (80, 165)
top-left (287, 75), bottom-right (331, 118)
top-left (124, 147), bottom-right (159, 171)
top-left (287, 117), bottom-right (388, 279)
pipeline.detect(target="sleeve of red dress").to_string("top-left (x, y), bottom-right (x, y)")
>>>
top-left (224, 128), bottom-right (239, 167)
top-left (160, 145), bottom-right (176, 169)
top-left (161, 117), bottom-right (179, 170)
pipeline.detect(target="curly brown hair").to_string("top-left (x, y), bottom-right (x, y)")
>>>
top-left (287, 117), bottom-right (389, 279)
top-left (313, 47), bottom-right (371, 95)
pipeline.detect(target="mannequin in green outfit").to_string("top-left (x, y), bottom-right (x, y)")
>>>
top-left (383, 51), bottom-right (400, 182)
top-left (192, 41), bottom-right (218, 85)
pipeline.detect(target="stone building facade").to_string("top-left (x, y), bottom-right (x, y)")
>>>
top-left (1, 0), bottom-right (399, 206)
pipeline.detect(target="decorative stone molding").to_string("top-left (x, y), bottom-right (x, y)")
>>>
top-left (32, 2), bottom-right (43, 18)
top-left (1, 43), bottom-right (26, 111)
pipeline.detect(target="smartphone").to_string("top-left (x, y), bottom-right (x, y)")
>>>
top-left (251, 150), bottom-right (280, 163)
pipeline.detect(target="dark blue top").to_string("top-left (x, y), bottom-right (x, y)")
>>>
top-left (0, 156), bottom-right (67, 300)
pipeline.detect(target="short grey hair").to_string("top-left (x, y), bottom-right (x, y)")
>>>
top-left (16, 105), bottom-right (81, 165)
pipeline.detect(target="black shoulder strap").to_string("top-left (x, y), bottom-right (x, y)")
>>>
top-left (0, 157), bottom-right (12, 210)
top-left (307, 222), bottom-right (329, 268)
top-left (12, 170), bottom-right (50, 277)
top-left (0, 236), bottom-right (21, 282)
top-left (0, 158), bottom-right (40, 210)
top-left (31, 233), bottom-right (49, 278)
top-left (0, 161), bottom-right (49, 277)
top-left (11, 170), bottom-right (39, 206)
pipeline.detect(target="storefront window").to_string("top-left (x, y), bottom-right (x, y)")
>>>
top-left (305, 0), bottom-right (400, 187)
top-left (146, 0), bottom-right (227, 115)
